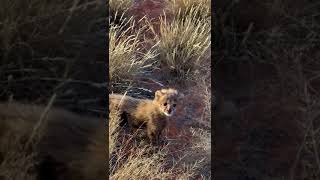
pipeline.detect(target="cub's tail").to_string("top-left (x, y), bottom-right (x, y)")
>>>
top-left (109, 94), bottom-right (135, 128)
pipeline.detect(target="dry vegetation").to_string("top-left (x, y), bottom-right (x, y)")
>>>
top-left (109, 14), bottom-right (157, 83)
top-left (167, 0), bottom-right (211, 20)
top-left (109, 0), bottom-right (211, 179)
top-left (151, 6), bottom-right (211, 80)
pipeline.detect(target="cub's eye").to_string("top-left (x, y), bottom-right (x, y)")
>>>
top-left (164, 103), bottom-right (167, 106)
top-left (173, 104), bottom-right (176, 107)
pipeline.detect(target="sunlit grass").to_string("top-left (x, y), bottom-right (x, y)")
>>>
top-left (109, 15), bottom-right (157, 83)
top-left (150, 7), bottom-right (211, 79)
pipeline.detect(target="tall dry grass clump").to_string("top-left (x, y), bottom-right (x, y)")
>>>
top-left (109, 15), bottom-right (157, 83)
top-left (151, 7), bottom-right (211, 80)
top-left (167, 0), bottom-right (211, 20)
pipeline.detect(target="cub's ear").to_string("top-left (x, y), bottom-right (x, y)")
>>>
top-left (155, 90), bottom-right (164, 100)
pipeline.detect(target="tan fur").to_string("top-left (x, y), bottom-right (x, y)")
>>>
top-left (109, 88), bottom-right (183, 144)
top-left (0, 102), bottom-right (106, 180)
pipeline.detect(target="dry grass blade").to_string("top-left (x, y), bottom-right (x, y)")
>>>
top-left (26, 93), bottom-right (57, 148)
top-left (109, 0), bottom-right (133, 17)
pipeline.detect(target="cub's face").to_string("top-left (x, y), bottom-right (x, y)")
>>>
top-left (154, 88), bottom-right (184, 117)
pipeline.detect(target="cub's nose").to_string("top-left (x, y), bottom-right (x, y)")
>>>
top-left (168, 109), bottom-right (172, 114)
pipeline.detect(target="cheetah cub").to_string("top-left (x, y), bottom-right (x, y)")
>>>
top-left (109, 88), bottom-right (184, 145)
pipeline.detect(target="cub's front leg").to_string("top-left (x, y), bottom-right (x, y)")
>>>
top-left (147, 120), bottom-right (163, 145)
top-left (147, 128), bottom-right (160, 145)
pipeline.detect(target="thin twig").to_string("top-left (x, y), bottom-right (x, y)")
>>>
top-left (25, 93), bottom-right (57, 148)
